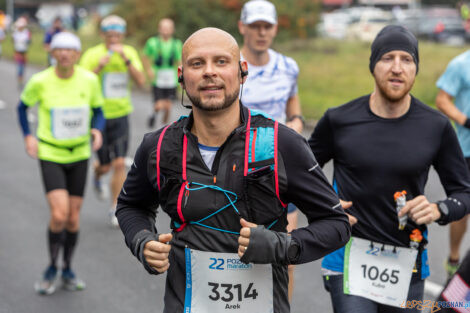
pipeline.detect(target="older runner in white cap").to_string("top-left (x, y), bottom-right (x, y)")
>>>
top-left (50, 32), bottom-right (81, 51)
top-left (17, 30), bottom-right (105, 295)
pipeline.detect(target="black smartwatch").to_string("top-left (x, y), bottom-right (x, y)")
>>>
top-left (287, 238), bottom-right (300, 263)
top-left (436, 201), bottom-right (449, 225)
top-left (464, 118), bottom-right (470, 129)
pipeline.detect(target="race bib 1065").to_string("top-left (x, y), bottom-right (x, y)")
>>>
top-left (343, 237), bottom-right (418, 307)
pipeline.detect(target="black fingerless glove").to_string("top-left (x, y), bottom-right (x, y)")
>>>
top-left (131, 229), bottom-right (160, 275)
top-left (240, 226), bottom-right (292, 265)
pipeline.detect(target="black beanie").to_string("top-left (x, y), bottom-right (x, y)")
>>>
top-left (369, 25), bottom-right (419, 74)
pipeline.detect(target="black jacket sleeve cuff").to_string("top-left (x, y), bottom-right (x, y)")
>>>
top-left (131, 229), bottom-right (161, 275)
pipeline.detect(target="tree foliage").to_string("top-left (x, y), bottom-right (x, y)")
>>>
top-left (113, 0), bottom-right (321, 44)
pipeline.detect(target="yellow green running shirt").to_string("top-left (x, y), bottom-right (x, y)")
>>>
top-left (80, 43), bottom-right (143, 119)
top-left (21, 66), bottom-right (104, 163)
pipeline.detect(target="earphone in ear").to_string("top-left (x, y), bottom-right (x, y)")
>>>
top-left (177, 67), bottom-right (192, 109)
top-left (178, 69), bottom-right (184, 83)
top-left (239, 61), bottom-right (248, 78)
top-left (178, 67), bottom-right (185, 84)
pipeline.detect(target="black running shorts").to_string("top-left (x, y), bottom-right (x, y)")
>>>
top-left (40, 159), bottom-right (89, 196)
top-left (97, 115), bottom-right (129, 165)
top-left (152, 86), bottom-right (176, 102)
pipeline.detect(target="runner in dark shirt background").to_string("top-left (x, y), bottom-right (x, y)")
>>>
top-left (309, 25), bottom-right (470, 313)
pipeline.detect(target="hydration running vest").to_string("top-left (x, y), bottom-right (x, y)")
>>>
top-left (153, 37), bottom-right (178, 67)
top-left (156, 108), bottom-right (288, 235)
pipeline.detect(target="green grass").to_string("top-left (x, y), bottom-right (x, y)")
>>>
top-left (1, 28), bottom-right (138, 66)
top-left (2, 30), bottom-right (468, 120)
top-left (275, 38), bottom-right (469, 119)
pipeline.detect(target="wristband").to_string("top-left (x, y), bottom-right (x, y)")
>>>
top-left (464, 118), bottom-right (470, 129)
top-left (131, 229), bottom-right (160, 275)
top-left (125, 59), bottom-right (131, 66)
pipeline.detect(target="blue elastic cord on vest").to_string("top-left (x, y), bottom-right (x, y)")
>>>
top-left (187, 183), bottom-right (239, 219)
top-left (176, 181), bottom-right (281, 235)
top-left (184, 182), bottom-right (241, 235)
top-left (266, 219), bottom-right (279, 229)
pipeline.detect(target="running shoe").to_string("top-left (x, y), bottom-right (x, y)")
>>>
top-left (445, 258), bottom-right (460, 279)
top-left (93, 176), bottom-right (109, 201)
top-left (61, 268), bottom-right (86, 291)
top-left (147, 114), bottom-right (156, 129)
top-left (34, 265), bottom-right (58, 295)
top-left (109, 208), bottom-right (119, 228)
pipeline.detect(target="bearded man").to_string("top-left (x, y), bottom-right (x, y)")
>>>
top-left (309, 25), bottom-right (470, 313)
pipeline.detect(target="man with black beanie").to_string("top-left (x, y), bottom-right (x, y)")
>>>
top-left (309, 25), bottom-right (470, 312)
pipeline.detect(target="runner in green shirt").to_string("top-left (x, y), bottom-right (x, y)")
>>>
top-left (142, 18), bottom-right (182, 128)
top-left (80, 15), bottom-right (145, 227)
top-left (17, 32), bottom-right (105, 295)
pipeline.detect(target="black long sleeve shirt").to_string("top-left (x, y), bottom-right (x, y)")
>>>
top-left (116, 106), bottom-right (350, 313)
top-left (309, 95), bottom-right (470, 248)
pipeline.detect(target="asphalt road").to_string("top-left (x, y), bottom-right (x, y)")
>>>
top-left (0, 59), bottom-right (468, 313)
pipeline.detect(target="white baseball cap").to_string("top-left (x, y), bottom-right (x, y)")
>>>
top-left (15, 17), bottom-right (27, 28)
top-left (50, 32), bottom-right (81, 51)
top-left (241, 0), bottom-right (277, 25)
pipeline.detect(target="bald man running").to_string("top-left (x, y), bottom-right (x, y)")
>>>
top-left (116, 27), bottom-right (350, 313)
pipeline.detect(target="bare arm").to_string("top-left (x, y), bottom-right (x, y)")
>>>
top-left (111, 44), bottom-right (146, 88)
top-left (92, 55), bottom-right (110, 74)
top-left (285, 95), bottom-right (303, 134)
top-left (141, 55), bottom-right (155, 82)
top-left (127, 61), bottom-right (146, 88)
top-left (436, 89), bottom-right (467, 126)
top-left (24, 134), bottom-right (38, 159)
